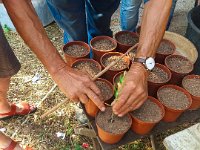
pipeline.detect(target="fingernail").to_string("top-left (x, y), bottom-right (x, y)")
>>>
top-left (101, 107), bottom-right (105, 111)
top-left (118, 114), bottom-right (123, 117)
top-left (113, 111), bottom-right (118, 115)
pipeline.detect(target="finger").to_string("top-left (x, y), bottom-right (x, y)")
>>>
top-left (132, 99), bottom-right (147, 111)
top-left (89, 82), bottom-right (102, 98)
top-left (79, 94), bottom-right (89, 104)
top-left (112, 88), bottom-right (131, 115)
top-left (85, 88), bottom-right (105, 111)
top-left (118, 93), bottom-right (145, 117)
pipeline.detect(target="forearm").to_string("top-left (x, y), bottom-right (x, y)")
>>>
top-left (2, 0), bottom-right (66, 75)
top-left (136, 0), bottom-right (172, 58)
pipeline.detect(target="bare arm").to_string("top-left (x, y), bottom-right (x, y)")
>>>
top-left (2, 0), bottom-right (104, 110)
top-left (113, 0), bottom-right (172, 116)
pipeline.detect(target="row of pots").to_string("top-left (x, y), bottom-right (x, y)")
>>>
top-left (94, 83), bottom-right (196, 144)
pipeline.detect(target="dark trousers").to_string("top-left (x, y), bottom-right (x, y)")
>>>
top-left (0, 24), bottom-right (20, 78)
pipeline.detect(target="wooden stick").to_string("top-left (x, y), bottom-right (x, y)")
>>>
top-left (41, 43), bottom-right (138, 119)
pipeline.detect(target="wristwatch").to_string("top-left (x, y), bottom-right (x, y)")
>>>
top-left (132, 57), bottom-right (155, 70)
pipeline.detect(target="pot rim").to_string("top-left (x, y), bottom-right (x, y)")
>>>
top-left (90, 36), bottom-right (117, 52)
top-left (95, 107), bottom-right (132, 136)
top-left (182, 74), bottom-right (200, 98)
top-left (100, 52), bottom-right (130, 71)
top-left (165, 54), bottom-right (194, 74)
top-left (156, 39), bottom-right (176, 55)
top-left (148, 63), bottom-right (172, 84)
top-left (114, 31), bottom-right (139, 47)
top-left (157, 84), bottom-right (192, 112)
top-left (71, 58), bottom-right (102, 72)
top-left (63, 41), bottom-right (90, 58)
top-left (113, 71), bottom-right (125, 85)
top-left (130, 96), bottom-right (165, 124)
top-left (95, 78), bottom-right (114, 101)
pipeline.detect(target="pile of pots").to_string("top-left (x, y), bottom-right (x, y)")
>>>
top-left (62, 30), bottom-right (200, 144)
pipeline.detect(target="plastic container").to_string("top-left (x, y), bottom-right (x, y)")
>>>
top-left (165, 55), bottom-right (193, 85)
top-left (156, 39), bottom-right (176, 64)
top-left (100, 52), bottom-right (130, 83)
top-left (130, 96), bottom-right (165, 135)
top-left (148, 63), bottom-right (172, 97)
top-left (96, 108), bottom-right (132, 144)
top-left (90, 36), bottom-right (117, 62)
top-left (84, 78), bottom-right (114, 117)
top-left (63, 41), bottom-right (90, 66)
top-left (182, 75), bottom-right (200, 110)
top-left (115, 31), bottom-right (139, 53)
top-left (157, 84), bottom-right (192, 122)
top-left (185, 6), bottom-right (200, 75)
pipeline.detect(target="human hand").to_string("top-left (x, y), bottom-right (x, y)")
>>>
top-left (51, 65), bottom-right (105, 111)
top-left (112, 62), bottom-right (148, 116)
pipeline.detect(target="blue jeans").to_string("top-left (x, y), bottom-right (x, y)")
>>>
top-left (46, 0), bottom-right (120, 44)
top-left (120, 0), bottom-right (177, 31)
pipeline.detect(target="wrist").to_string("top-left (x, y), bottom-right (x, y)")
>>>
top-left (130, 62), bottom-right (149, 77)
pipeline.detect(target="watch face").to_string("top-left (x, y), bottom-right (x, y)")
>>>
top-left (145, 57), bottom-right (155, 70)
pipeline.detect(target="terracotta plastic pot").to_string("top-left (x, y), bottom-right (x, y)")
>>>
top-left (63, 41), bottom-right (90, 66)
top-left (148, 63), bottom-right (172, 97)
top-left (71, 58), bottom-right (102, 78)
top-left (165, 55), bottom-right (194, 85)
top-left (85, 78), bottom-right (114, 117)
top-left (114, 31), bottom-right (139, 53)
top-left (182, 75), bottom-right (200, 110)
top-left (100, 52), bottom-right (130, 83)
top-left (157, 84), bottom-right (192, 122)
top-left (90, 36), bottom-right (117, 62)
top-left (156, 39), bottom-right (176, 64)
top-left (96, 109), bottom-right (132, 144)
top-left (130, 96), bottom-right (165, 135)
top-left (113, 71), bottom-right (125, 86)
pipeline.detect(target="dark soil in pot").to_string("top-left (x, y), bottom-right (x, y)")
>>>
top-left (157, 87), bottom-right (190, 110)
top-left (131, 100), bottom-right (162, 122)
top-left (115, 33), bottom-right (139, 46)
top-left (92, 39), bottom-right (116, 51)
top-left (157, 40), bottom-right (175, 55)
top-left (166, 56), bottom-right (193, 74)
top-left (72, 60), bottom-right (101, 77)
top-left (182, 78), bottom-right (200, 97)
top-left (148, 66), bottom-right (169, 83)
top-left (95, 80), bottom-right (113, 101)
top-left (102, 55), bottom-right (129, 70)
top-left (64, 44), bottom-right (89, 57)
top-left (96, 107), bottom-right (131, 134)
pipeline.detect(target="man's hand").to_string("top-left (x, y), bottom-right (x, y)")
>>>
top-left (112, 62), bottom-right (148, 117)
top-left (52, 65), bottom-right (105, 111)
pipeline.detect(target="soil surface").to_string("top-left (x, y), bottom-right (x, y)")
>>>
top-left (96, 107), bottom-right (131, 134)
top-left (148, 66), bottom-right (169, 83)
top-left (95, 80), bottom-right (113, 101)
top-left (131, 100), bottom-right (162, 122)
top-left (64, 44), bottom-right (88, 57)
top-left (183, 78), bottom-right (200, 97)
top-left (102, 55), bottom-right (129, 70)
top-left (157, 40), bottom-right (174, 54)
top-left (73, 61), bottom-right (100, 77)
top-left (166, 56), bottom-right (192, 73)
top-left (92, 39), bottom-right (115, 51)
top-left (157, 87), bottom-right (190, 110)
top-left (116, 33), bottom-right (139, 45)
